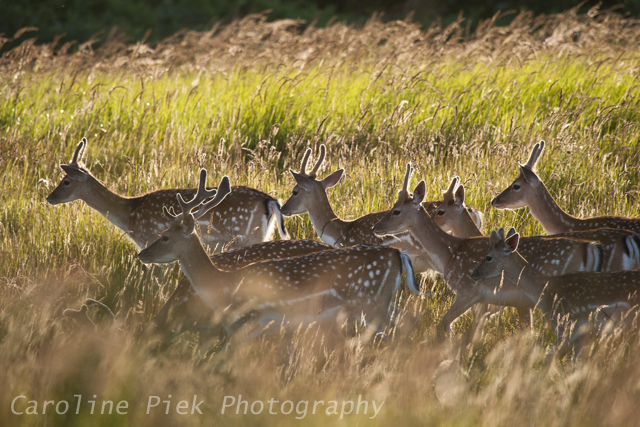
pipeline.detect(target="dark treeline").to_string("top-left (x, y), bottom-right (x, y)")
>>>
top-left (2, 0), bottom-right (639, 49)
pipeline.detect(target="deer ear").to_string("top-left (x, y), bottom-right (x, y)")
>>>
top-left (412, 180), bottom-right (426, 205)
top-left (60, 165), bottom-right (88, 181)
top-left (290, 169), bottom-right (311, 188)
top-left (519, 165), bottom-right (539, 185)
top-left (216, 176), bottom-right (231, 199)
top-left (321, 169), bottom-right (344, 189)
top-left (504, 233), bottom-right (520, 253)
top-left (454, 185), bottom-right (465, 206)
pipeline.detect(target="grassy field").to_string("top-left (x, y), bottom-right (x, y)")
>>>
top-left (2, 8), bottom-right (640, 426)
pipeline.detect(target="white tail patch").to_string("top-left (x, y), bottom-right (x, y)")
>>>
top-left (400, 251), bottom-right (427, 296)
top-left (584, 243), bottom-right (603, 272)
top-left (267, 200), bottom-right (290, 240)
top-left (623, 235), bottom-right (640, 270)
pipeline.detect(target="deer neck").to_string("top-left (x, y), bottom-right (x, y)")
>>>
top-left (455, 208), bottom-right (484, 238)
top-left (407, 208), bottom-right (464, 275)
top-left (306, 192), bottom-right (344, 245)
top-left (527, 183), bottom-right (577, 234)
top-left (82, 176), bottom-right (135, 232)
top-left (176, 237), bottom-right (228, 309)
top-left (502, 253), bottom-right (546, 298)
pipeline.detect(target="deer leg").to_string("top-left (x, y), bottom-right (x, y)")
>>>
top-left (153, 276), bottom-right (192, 327)
top-left (516, 307), bottom-right (532, 329)
top-left (153, 276), bottom-right (213, 332)
top-left (441, 293), bottom-right (482, 335)
top-left (471, 303), bottom-right (490, 325)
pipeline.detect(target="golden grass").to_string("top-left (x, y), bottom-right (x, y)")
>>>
top-left (2, 5), bottom-right (640, 426)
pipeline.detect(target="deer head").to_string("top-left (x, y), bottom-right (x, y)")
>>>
top-left (280, 144), bottom-right (344, 216)
top-left (373, 163), bottom-right (426, 236)
top-left (46, 137), bottom-right (93, 205)
top-left (491, 140), bottom-right (545, 209)
top-left (432, 177), bottom-right (468, 231)
top-left (470, 227), bottom-right (523, 282)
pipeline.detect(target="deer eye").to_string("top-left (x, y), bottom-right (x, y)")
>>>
top-left (437, 210), bottom-right (445, 216)
top-left (161, 236), bottom-right (169, 242)
top-left (63, 180), bottom-right (70, 186)
top-left (485, 255), bottom-right (493, 262)
top-left (392, 210), bottom-right (401, 216)
top-left (512, 184), bottom-right (520, 190)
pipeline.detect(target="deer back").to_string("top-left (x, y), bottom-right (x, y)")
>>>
top-left (203, 245), bottom-right (415, 330)
top-left (537, 270), bottom-right (640, 335)
top-left (445, 235), bottom-right (603, 296)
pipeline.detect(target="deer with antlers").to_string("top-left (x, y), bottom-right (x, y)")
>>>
top-left (46, 137), bottom-right (289, 250)
top-left (432, 177), bottom-right (485, 238)
top-left (280, 144), bottom-right (481, 247)
top-left (471, 227), bottom-right (640, 344)
top-left (139, 169), bottom-right (420, 340)
top-left (154, 239), bottom-right (336, 328)
top-left (433, 176), bottom-right (640, 272)
top-left (373, 164), bottom-right (614, 331)
top-left (492, 140), bottom-right (640, 234)
top-left (154, 238), bottom-right (336, 328)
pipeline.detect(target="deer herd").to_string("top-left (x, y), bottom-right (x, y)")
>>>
top-left (48, 138), bottom-right (640, 352)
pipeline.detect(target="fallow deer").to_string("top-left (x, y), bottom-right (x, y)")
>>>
top-left (46, 137), bottom-right (289, 250)
top-left (471, 228), bottom-right (640, 344)
top-left (139, 169), bottom-right (420, 340)
top-left (492, 140), bottom-right (640, 234)
top-left (154, 239), bottom-right (336, 328)
top-left (373, 164), bottom-right (608, 332)
top-left (432, 177), bottom-right (484, 238)
top-left (280, 144), bottom-right (460, 247)
top-left (434, 177), bottom-right (640, 272)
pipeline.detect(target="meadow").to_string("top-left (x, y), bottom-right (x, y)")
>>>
top-left (2, 7), bottom-right (640, 426)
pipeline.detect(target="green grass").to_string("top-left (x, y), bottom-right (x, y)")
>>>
top-left (2, 10), bottom-right (640, 427)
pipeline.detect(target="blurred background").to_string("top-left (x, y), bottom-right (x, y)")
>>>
top-left (2, 0), bottom-right (639, 50)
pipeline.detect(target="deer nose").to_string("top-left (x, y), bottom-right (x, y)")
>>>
top-left (137, 250), bottom-right (150, 263)
top-left (490, 197), bottom-right (499, 207)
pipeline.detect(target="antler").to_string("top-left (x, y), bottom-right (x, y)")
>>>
top-left (489, 228), bottom-right (504, 245)
top-left (398, 163), bottom-right (413, 201)
top-left (176, 169), bottom-right (218, 217)
top-left (307, 144), bottom-right (326, 179)
top-left (298, 148), bottom-right (312, 176)
top-left (69, 137), bottom-right (87, 166)
top-left (523, 140), bottom-right (545, 170)
top-left (192, 175), bottom-right (231, 220)
top-left (163, 169), bottom-right (230, 223)
top-left (442, 176), bottom-right (459, 201)
top-left (298, 144), bottom-right (326, 179)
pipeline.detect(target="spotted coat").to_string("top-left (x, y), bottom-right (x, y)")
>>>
top-left (373, 180), bottom-right (606, 332)
top-left (140, 220), bottom-right (417, 336)
top-left (154, 239), bottom-right (337, 327)
top-left (47, 166), bottom-right (286, 250)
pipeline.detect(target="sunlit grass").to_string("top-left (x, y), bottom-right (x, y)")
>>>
top-left (2, 9), bottom-right (640, 426)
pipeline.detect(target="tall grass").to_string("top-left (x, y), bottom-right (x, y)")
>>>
top-left (2, 6), bottom-right (640, 426)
